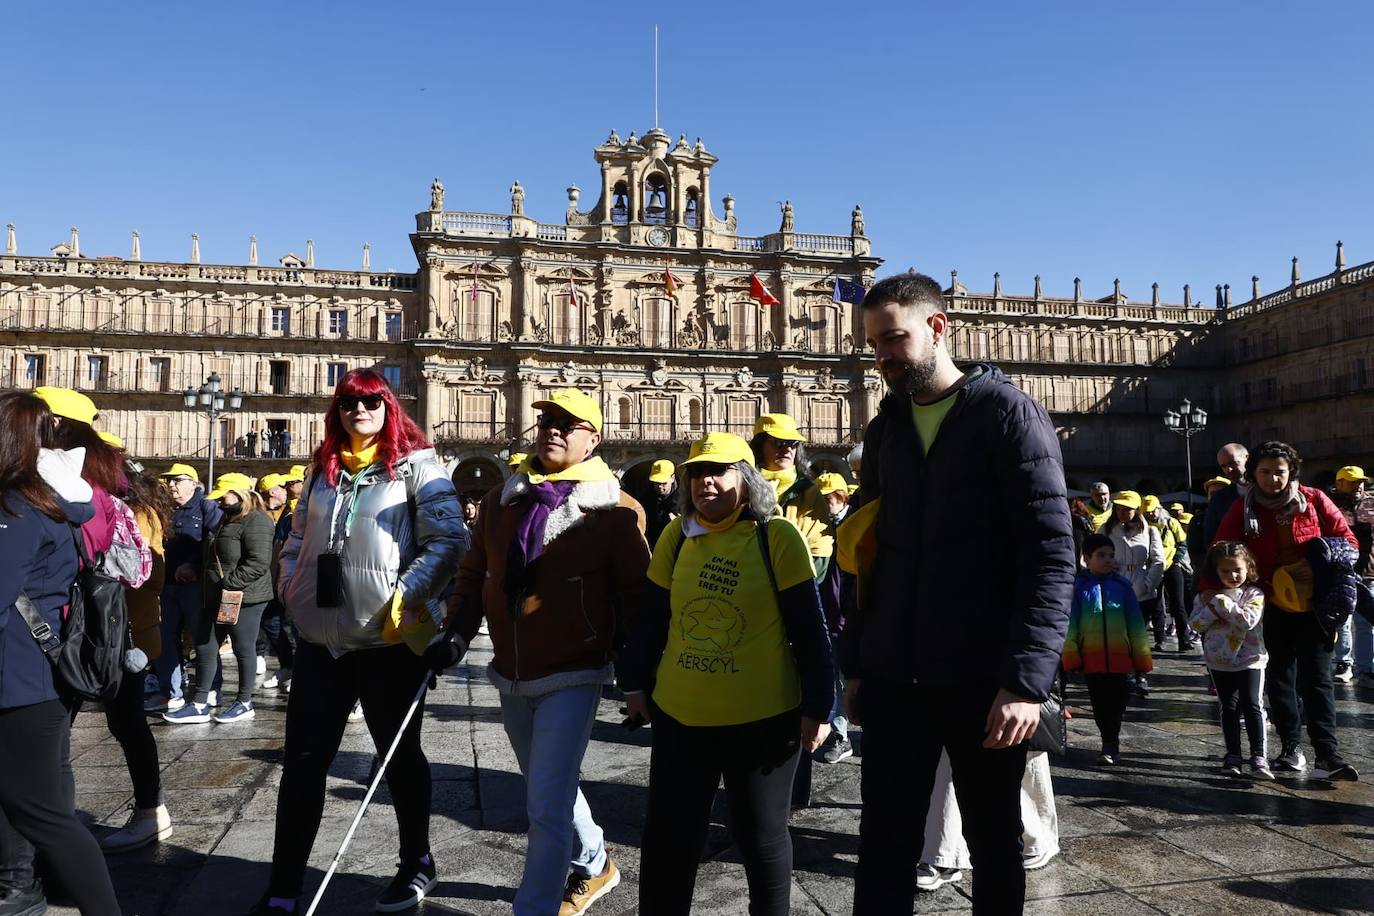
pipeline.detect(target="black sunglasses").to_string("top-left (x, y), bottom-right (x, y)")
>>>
top-left (686, 462), bottom-right (734, 479)
top-left (339, 394), bottom-right (384, 412)
top-left (536, 413), bottom-right (593, 434)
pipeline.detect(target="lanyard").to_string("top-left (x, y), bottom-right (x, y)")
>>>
top-left (327, 465), bottom-right (380, 553)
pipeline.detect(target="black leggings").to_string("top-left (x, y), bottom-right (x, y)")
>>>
top-left (268, 640), bottom-right (432, 899)
top-left (1141, 598), bottom-right (1164, 645)
top-left (257, 600), bottom-right (296, 670)
top-left (70, 664), bottom-right (162, 809)
top-left (1210, 668), bottom-right (1267, 759)
top-left (1083, 673), bottom-right (1130, 750)
top-left (0, 700), bottom-right (118, 913)
top-left (193, 600), bottom-right (267, 705)
top-left (1160, 565), bottom-right (1190, 646)
top-left (641, 707), bottom-right (801, 916)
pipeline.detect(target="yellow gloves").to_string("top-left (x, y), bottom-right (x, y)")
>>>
top-left (381, 588), bottom-right (438, 655)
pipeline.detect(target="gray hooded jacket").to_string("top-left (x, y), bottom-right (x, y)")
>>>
top-left (279, 448), bottom-right (468, 656)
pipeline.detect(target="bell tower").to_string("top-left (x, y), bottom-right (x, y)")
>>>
top-left (582, 128), bottom-right (720, 248)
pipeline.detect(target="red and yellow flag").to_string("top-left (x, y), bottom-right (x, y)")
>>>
top-left (664, 268), bottom-right (679, 296)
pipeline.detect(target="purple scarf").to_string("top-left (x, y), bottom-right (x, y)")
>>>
top-left (506, 480), bottom-right (577, 599)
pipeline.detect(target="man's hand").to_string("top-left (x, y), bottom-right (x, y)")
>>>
top-left (174, 563), bottom-right (196, 583)
top-left (801, 717), bottom-right (831, 754)
top-left (843, 678), bottom-right (862, 727)
top-left (624, 691), bottom-right (651, 724)
top-left (423, 635), bottom-right (465, 674)
top-left (984, 687), bottom-right (1039, 749)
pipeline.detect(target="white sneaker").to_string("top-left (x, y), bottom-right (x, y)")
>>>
top-left (256, 655), bottom-right (267, 676)
top-left (1023, 847), bottom-right (1059, 870)
top-left (263, 667), bottom-right (291, 690)
top-left (207, 690), bottom-right (220, 707)
top-left (348, 701), bottom-right (365, 722)
top-left (916, 863), bottom-right (962, 891)
top-left (100, 802), bottom-right (173, 852)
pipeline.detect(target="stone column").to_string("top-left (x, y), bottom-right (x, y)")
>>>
top-left (512, 368), bottom-right (539, 441)
top-left (861, 378), bottom-right (881, 426)
top-left (420, 369), bottom-right (448, 435)
top-left (422, 257), bottom-right (446, 336)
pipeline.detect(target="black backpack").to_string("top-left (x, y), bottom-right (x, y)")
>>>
top-left (17, 525), bottom-right (128, 702)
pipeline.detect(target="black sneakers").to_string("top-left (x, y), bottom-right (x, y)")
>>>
top-left (375, 857), bottom-right (438, 912)
top-left (0, 882), bottom-right (46, 916)
top-left (1312, 757), bottom-right (1360, 781)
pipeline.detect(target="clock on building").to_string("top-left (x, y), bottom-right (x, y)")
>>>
top-left (646, 226), bottom-right (670, 247)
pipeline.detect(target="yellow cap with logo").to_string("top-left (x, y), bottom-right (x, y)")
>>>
top-left (681, 432), bottom-right (755, 467)
top-left (34, 387), bottom-right (98, 426)
top-left (159, 463), bottom-right (200, 483)
top-left (1337, 466), bottom-right (1368, 484)
top-left (816, 472), bottom-right (850, 496)
top-left (286, 465), bottom-right (307, 482)
top-left (257, 473), bottom-right (286, 493)
top-left (209, 472), bottom-right (257, 500)
top-left (532, 388), bottom-right (603, 433)
top-left (1112, 490), bottom-right (1142, 510)
top-left (648, 459), bottom-right (676, 484)
top-left (98, 431), bottom-right (125, 449)
top-left (752, 413), bottom-right (806, 442)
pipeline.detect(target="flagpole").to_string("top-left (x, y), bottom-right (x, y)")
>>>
top-left (654, 25), bottom-right (659, 129)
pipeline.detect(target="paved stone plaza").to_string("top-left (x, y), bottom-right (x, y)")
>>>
top-left (57, 638), bottom-right (1374, 915)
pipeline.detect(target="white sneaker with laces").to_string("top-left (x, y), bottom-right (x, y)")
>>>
top-left (100, 799), bottom-right (173, 851)
top-left (916, 863), bottom-right (962, 891)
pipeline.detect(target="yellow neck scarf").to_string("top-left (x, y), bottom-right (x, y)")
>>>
top-left (697, 505), bottom-right (744, 534)
top-left (761, 466), bottom-right (797, 497)
top-left (523, 455), bottom-right (616, 486)
top-left (340, 442), bottom-right (380, 475)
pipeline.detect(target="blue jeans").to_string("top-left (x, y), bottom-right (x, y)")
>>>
top-left (154, 581), bottom-right (200, 700)
top-left (830, 667), bottom-right (849, 742)
top-left (1335, 617), bottom-right (1354, 666)
top-left (499, 685), bottom-right (607, 916)
top-left (1354, 603), bottom-right (1374, 675)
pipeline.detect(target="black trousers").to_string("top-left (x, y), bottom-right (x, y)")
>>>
top-left (854, 680), bottom-right (1028, 916)
top-left (268, 640), bottom-right (432, 899)
top-left (1141, 598), bottom-right (1164, 645)
top-left (1211, 668), bottom-right (1266, 759)
top-left (640, 707), bottom-right (801, 916)
top-left (193, 601), bottom-right (267, 705)
top-left (1263, 608), bottom-right (1338, 760)
top-left (257, 600), bottom-right (297, 670)
top-left (1160, 565), bottom-right (1190, 647)
top-left (70, 664), bottom-right (162, 809)
top-left (1083, 673), bottom-right (1130, 750)
top-left (0, 700), bottom-right (118, 913)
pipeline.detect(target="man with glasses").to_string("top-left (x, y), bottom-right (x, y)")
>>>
top-left (447, 388), bottom-right (651, 916)
top-left (147, 463), bottom-right (223, 712)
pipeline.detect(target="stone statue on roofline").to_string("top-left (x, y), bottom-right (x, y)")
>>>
top-left (780, 200), bottom-right (794, 233)
top-left (852, 204), bottom-right (865, 236)
top-left (510, 181), bottom-right (525, 216)
top-left (430, 177), bottom-right (445, 212)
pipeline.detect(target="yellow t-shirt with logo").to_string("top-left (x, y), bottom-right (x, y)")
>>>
top-left (647, 515), bottom-right (817, 727)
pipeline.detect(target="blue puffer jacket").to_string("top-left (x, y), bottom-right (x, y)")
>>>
top-left (164, 488), bottom-right (223, 576)
top-left (839, 366), bottom-right (1075, 702)
top-left (0, 492), bottom-right (94, 709)
top-left (1309, 536), bottom-right (1360, 639)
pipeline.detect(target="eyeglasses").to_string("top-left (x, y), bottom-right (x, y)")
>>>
top-left (536, 414), bottom-right (594, 435)
top-left (765, 436), bottom-right (798, 450)
top-left (686, 462), bottom-right (734, 479)
top-left (339, 394), bottom-right (384, 412)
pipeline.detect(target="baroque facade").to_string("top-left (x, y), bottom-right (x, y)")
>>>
top-left (2, 131), bottom-right (1370, 496)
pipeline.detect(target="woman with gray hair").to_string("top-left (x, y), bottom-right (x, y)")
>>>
top-left (620, 431), bottom-right (835, 916)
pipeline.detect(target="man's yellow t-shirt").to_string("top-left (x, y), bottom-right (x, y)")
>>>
top-left (647, 515), bottom-right (817, 727)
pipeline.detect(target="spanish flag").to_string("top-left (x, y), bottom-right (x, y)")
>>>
top-left (664, 268), bottom-right (679, 296)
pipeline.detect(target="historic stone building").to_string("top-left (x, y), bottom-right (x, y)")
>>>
top-left (1, 130), bottom-right (1370, 497)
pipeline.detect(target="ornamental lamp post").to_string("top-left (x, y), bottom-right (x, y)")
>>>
top-left (1164, 398), bottom-right (1208, 509)
top-left (184, 372), bottom-right (245, 488)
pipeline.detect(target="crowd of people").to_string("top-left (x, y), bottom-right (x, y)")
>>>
top-left (0, 271), bottom-right (1370, 916)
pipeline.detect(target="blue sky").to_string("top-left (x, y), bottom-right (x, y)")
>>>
top-left (5, 1), bottom-right (1371, 303)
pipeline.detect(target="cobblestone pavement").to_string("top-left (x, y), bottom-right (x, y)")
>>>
top-left (54, 638), bottom-right (1374, 915)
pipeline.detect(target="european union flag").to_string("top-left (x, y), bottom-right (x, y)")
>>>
top-left (833, 277), bottom-right (866, 305)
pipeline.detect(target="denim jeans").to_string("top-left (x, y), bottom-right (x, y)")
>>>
top-left (1355, 605), bottom-right (1374, 675)
top-left (829, 667), bottom-right (849, 741)
top-left (155, 580), bottom-right (200, 700)
top-left (1335, 616), bottom-right (1354, 666)
top-left (499, 685), bottom-right (607, 916)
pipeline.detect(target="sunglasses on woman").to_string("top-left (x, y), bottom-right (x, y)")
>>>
top-left (686, 462), bottom-right (734, 480)
top-left (338, 394), bottom-right (384, 412)
top-left (536, 413), bottom-right (593, 434)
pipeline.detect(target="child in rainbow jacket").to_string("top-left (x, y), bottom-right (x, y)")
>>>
top-left (1063, 533), bottom-right (1154, 765)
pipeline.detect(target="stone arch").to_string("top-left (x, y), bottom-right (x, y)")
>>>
top-left (449, 452), bottom-right (507, 501)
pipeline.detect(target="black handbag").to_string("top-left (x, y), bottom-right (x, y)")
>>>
top-left (1030, 670), bottom-right (1067, 755)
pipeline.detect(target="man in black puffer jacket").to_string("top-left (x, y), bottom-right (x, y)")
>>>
top-left (843, 272), bottom-right (1074, 916)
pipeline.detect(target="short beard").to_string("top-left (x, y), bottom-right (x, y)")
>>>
top-left (885, 351), bottom-right (940, 399)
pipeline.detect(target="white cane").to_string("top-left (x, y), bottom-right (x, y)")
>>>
top-left (304, 672), bottom-right (432, 916)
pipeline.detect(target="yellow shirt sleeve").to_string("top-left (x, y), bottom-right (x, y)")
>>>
top-left (767, 517), bottom-right (820, 592)
top-left (647, 517), bottom-right (685, 589)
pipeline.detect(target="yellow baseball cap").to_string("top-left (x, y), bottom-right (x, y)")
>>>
top-left (257, 473), bottom-right (286, 493)
top-left (1337, 466), bottom-right (1369, 484)
top-left (1204, 476), bottom-right (1231, 492)
top-left (1179, 512), bottom-right (1194, 525)
top-left (753, 413), bottom-right (806, 442)
top-left (507, 452), bottom-right (529, 468)
top-left (159, 463), bottom-right (200, 483)
top-left (286, 465), bottom-right (307, 482)
top-left (681, 432), bottom-right (755, 468)
top-left (1112, 490), bottom-right (1142, 510)
top-left (1169, 502), bottom-right (1185, 512)
top-left (34, 387), bottom-right (98, 426)
top-left (532, 388), bottom-right (603, 433)
top-left (208, 472), bottom-right (256, 500)
top-left (1142, 495), bottom-right (1162, 513)
top-left (648, 459), bottom-right (676, 484)
top-left (98, 431), bottom-right (125, 449)
top-left (816, 472), bottom-right (850, 496)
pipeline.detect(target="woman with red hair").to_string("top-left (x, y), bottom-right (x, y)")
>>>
top-left (255, 369), bottom-right (468, 915)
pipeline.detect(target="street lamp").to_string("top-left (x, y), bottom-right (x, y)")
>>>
top-left (184, 372), bottom-right (245, 488)
top-left (1164, 398), bottom-right (1208, 509)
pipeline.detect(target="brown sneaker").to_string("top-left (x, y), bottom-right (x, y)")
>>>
top-left (558, 857), bottom-right (620, 916)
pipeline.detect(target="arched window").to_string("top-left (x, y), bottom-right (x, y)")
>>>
top-left (644, 173), bottom-right (669, 225)
top-left (551, 292), bottom-right (582, 344)
top-left (807, 303), bottom-right (840, 353)
top-left (611, 182), bottom-right (629, 225)
top-left (617, 396), bottom-right (633, 432)
top-left (684, 188), bottom-right (700, 228)
top-left (642, 297), bottom-right (672, 348)
top-left (459, 290), bottom-right (495, 341)
top-left (729, 300), bottom-right (757, 350)
top-left (688, 398), bottom-right (703, 431)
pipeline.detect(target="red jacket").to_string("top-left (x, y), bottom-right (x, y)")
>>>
top-left (1205, 485), bottom-right (1357, 594)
